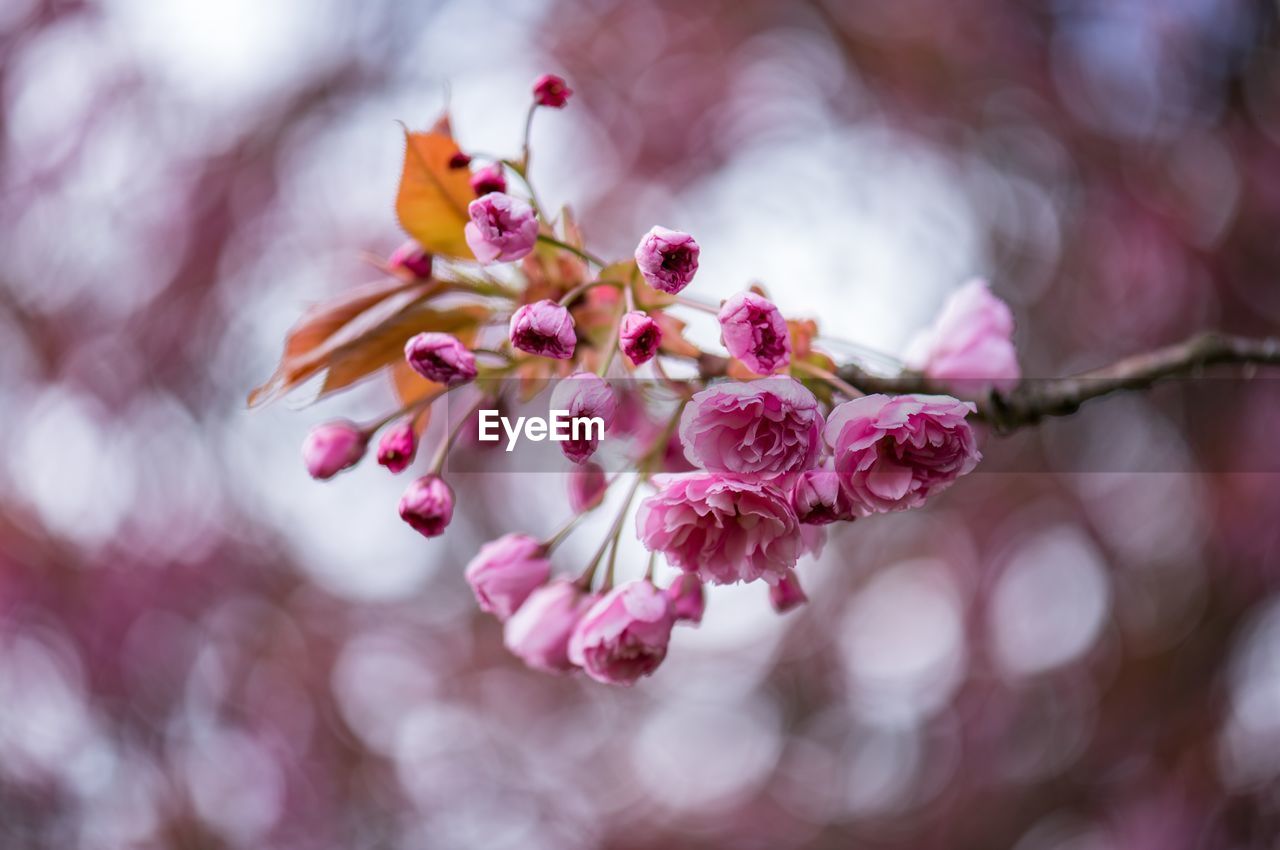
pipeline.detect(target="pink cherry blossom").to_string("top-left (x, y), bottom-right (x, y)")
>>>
top-left (549, 373), bottom-right (617, 464)
top-left (375, 420), bottom-right (417, 474)
top-left (509, 299), bottom-right (576, 359)
top-left (568, 462), bottom-right (608, 512)
top-left (397, 474), bottom-right (454, 537)
top-left (824, 393), bottom-right (980, 515)
top-left (568, 580), bottom-right (675, 685)
top-left (504, 580), bottom-right (597, 673)
top-left (904, 279), bottom-right (1020, 394)
top-left (791, 464), bottom-right (856, 525)
top-left (769, 572), bottom-right (808, 613)
top-left (718, 291), bottom-right (791, 374)
top-left (665, 574), bottom-right (705, 624)
top-left (464, 192), bottom-right (538, 264)
top-left (636, 473), bottom-right (802, 585)
top-left (469, 164), bottom-right (506, 197)
top-left (679, 377), bottom-right (821, 479)
top-left (302, 420), bottom-right (367, 480)
top-left (404, 332), bottom-right (478, 386)
top-left (464, 533), bottom-right (551, 620)
top-left (634, 226), bottom-right (699, 294)
top-left (618, 310), bottom-right (662, 365)
top-left (387, 241), bottom-right (432, 279)
top-left (532, 74), bottom-right (573, 108)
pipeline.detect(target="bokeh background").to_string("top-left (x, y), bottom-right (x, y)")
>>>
top-left (4, 0), bottom-right (1280, 847)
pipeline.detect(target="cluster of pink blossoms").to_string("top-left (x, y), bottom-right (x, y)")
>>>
top-left (284, 74), bottom-right (1021, 685)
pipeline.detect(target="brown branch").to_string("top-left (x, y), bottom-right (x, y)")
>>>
top-left (837, 332), bottom-right (1280, 433)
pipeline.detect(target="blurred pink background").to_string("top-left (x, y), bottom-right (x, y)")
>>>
top-left (4, 1), bottom-right (1280, 847)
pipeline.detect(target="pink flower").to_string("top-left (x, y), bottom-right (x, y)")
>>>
top-left (568, 581), bottom-right (675, 685)
top-left (302, 420), bottom-right (367, 480)
top-left (568, 462), bottom-right (608, 512)
top-left (824, 393), bottom-right (980, 515)
top-left (619, 310), bottom-right (663, 366)
top-left (404, 332), bottom-right (478, 386)
top-left (634, 226), bottom-right (700, 294)
top-left (791, 464), bottom-right (856, 525)
top-left (679, 377), bottom-right (821, 479)
top-left (387, 241), bottom-right (432, 279)
top-left (463, 533), bottom-right (551, 620)
top-left (533, 74), bottom-right (573, 108)
top-left (636, 473), bottom-right (802, 585)
top-left (469, 164), bottom-right (507, 197)
top-left (504, 580), bottom-right (597, 673)
top-left (376, 421), bottom-right (417, 474)
top-left (769, 572), bottom-right (808, 613)
top-left (464, 192), bottom-right (538, 264)
top-left (549, 373), bottom-right (617, 464)
top-left (509, 299), bottom-right (576, 359)
top-left (665, 574), bottom-right (705, 624)
top-left (905, 279), bottom-right (1020, 394)
top-left (398, 474), bottom-right (454, 537)
top-left (718, 291), bottom-right (791, 374)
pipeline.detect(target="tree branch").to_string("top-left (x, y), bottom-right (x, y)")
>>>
top-left (837, 332), bottom-right (1280, 433)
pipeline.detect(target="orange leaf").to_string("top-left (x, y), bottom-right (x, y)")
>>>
top-left (654, 311), bottom-right (702, 359)
top-left (395, 117), bottom-right (475, 259)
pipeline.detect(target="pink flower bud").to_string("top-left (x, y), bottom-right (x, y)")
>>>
top-left (618, 310), bottom-right (663, 366)
top-left (404, 332), bottom-right (478, 386)
top-left (665, 574), bottom-right (705, 624)
top-left (504, 580), bottom-right (597, 673)
top-left (718, 291), bottom-right (791, 374)
top-left (398, 475), bottom-right (454, 537)
top-left (509, 299), bottom-right (576, 359)
top-left (568, 462), bottom-right (608, 512)
top-left (448, 151), bottom-right (472, 169)
top-left (549, 373), bottom-right (618, 464)
top-left (634, 226), bottom-right (700, 294)
top-left (464, 192), bottom-right (538, 265)
top-left (464, 533), bottom-right (552, 620)
top-left (469, 164), bottom-right (507, 197)
top-left (302, 420), bottom-right (368, 480)
top-left (532, 74), bottom-right (573, 108)
top-left (791, 464), bottom-right (855, 525)
top-left (387, 241), bottom-right (433, 279)
top-left (904, 279), bottom-right (1020, 394)
top-left (376, 421), bottom-right (417, 474)
top-left (568, 580), bottom-right (676, 685)
top-left (769, 572), bottom-right (808, 613)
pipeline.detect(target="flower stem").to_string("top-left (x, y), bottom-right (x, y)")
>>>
top-left (428, 393), bottom-right (488, 474)
top-left (577, 473), bottom-right (644, 590)
top-left (538, 234), bottom-right (607, 267)
top-left (673, 294), bottom-right (720, 315)
top-left (793, 359), bottom-right (863, 399)
top-left (558, 278), bottom-right (622, 308)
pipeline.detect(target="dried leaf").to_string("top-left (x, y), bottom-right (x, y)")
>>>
top-left (395, 116), bottom-right (475, 259)
top-left (654, 311), bottom-right (702, 359)
top-left (788, 318), bottom-right (819, 360)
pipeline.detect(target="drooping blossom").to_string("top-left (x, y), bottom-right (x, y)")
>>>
top-left (387, 241), bottom-right (432, 279)
top-left (718, 291), bottom-right (791, 374)
top-left (791, 464), bottom-right (856, 525)
top-left (636, 473), bottom-right (802, 585)
top-left (568, 581), bottom-right (676, 685)
top-left (532, 74), bottom-right (573, 108)
top-left (769, 572), bottom-right (808, 613)
top-left (463, 533), bottom-right (551, 620)
top-left (464, 192), bottom-right (538, 264)
top-left (619, 310), bottom-right (663, 365)
top-left (397, 474), bottom-right (454, 537)
top-left (404, 332), bottom-right (478, 386)
top-left (679, 377), bottom-right (821, 479)
top-left (302, 420), bottom-right (367, 480)
top-left (665, 574), bottom-right (706, 624)
top-left (905, 279), bottom-right (1020, 393)
top-left (504, 580), bottom-right (597, 673)
top-left (549, 373), bottom-right (617, 464)
top-left (376, 420), bottom-right (417, 474)
top-left (469, 164), bottom-right (507, 197)
top-left (824, 393), bottom-right (980, 515)
top-left (568, 462), bottom-right (608, 512)
top-left (509, 299), bottom-right (576, 359)
top-left (634, 226), bottom-right (699, 294)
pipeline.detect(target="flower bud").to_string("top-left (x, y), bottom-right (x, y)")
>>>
top-left (634, 226), bottom-right (699, 294)
top-left (665, 574), bottom-right (705, 625)
top-left (448, 151), bottom-right (473, 169)
top-left (376, 420), bottom-right (417, 474)
top-left (464, 533), bottom-right (552, 620)
top-left (769, 572), bottom-right (808, 613)
top-left (618, 310), bottom-right (662, 366)
top-left (532, 74), bottom-right (573, 108)
top-left (718, 291), bottom-right (791, 374)
top-left (404, 332), bottom-right (478, 386)
top-left (504, 580), bottom-right (598, 673)
top-left (549, 373), bottom-right (617, 464)
top-left (791, 465), bottom-right (855, 525)
top-left (398, 475), bottom-right (454, 538)
top-left (387, 241), bottom-right (433, 279)
top-left (302, 420), bottom-right (368, 480)
top-left (464, 192), bottom-right (538, 264)
top-left (568, 462), bottom-right (608, 512)
top-left (469, 164), bottom-right (507, 197)
top-left (509, 299), bottom-right (576, 359)
top-left (569, 580), bottom-right (676, 685)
